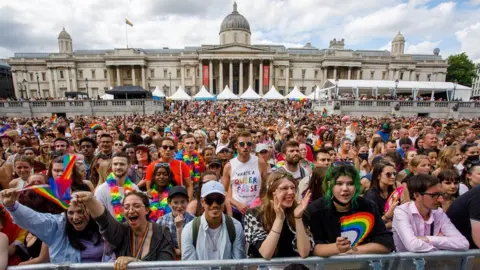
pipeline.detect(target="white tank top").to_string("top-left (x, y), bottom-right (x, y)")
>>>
top-left (229, 155), bottom-right (262, 206)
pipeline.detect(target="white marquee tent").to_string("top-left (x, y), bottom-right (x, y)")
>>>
top-left (285, 85), bottom-right (308, 100)
top-left (168, 86), bottom-right (191, 100)
top-left (263, 86), bottom-right (285, 100)
top-left (240, 85), bottom-right (262, 100)
top-left (152, 86), bottom-right (166, 100)
top-left (308, 86), bottom-right (333, 100)
top-left (217, 85), bottom-right (240, 100)
top-left (194, 86), bottom-right (215, 100)
top-left (101, 93), bottom-right (114, 100)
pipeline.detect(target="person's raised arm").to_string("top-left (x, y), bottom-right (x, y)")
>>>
top-left (72, 191), bottom-right (105, 218)
top-left (0, 233), bottom-right (8, 270)
top-left (293, 190), bottom-right (313, 258)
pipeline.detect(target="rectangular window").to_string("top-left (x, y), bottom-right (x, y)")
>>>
top-left (60, 71), bottom-right (64, 79)
top-left (41, 72), bottom-right (46, 81)
top-left (29, 73), bottom-right (33, 81)
top-left (150, 69), bottom-right (155, 78)
top-left (187, 69), bottom-right (191, 78)
top-left (280, 69), bottom-right (284, 77)
top-left (416, 74), bottom-right (420, 81)
top-left (92, 70), bottom-right (96, 79)
top-left (382, 71), bottom-right (387, 80)
top-left (164, 69), bottom-right (167, 78)
top-left (177, 69), bottom-right (181, 78)
top-left (400, 72), bottom-right (404, 80)
top-left (370, 71), bottom-right (374, 80)
top-left (314, 70), bottom-right (318, 79)
top-left (197, 68), bottom-right (199, 77)
top-left (78, 70), bottom-right (83, 80)
top-left (104, 70), bottom-right (107, 79)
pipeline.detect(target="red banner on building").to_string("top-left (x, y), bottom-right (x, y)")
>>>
top-left (263, 65), bottom-right (269, 86)
top-left (203, 65), bottom-right (209, 86)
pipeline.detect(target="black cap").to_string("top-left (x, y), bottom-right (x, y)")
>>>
top-left (208, 159), bottom-right (222, 166)
top-left (167, 186), bottom-right (188, 200)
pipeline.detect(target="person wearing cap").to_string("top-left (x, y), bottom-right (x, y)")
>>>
top-left (207, 159), bottom-right (223, 179)
top-left (181, 181), bottom-right (246, 260)
top-left (157, 186), bottom-right (194, 258)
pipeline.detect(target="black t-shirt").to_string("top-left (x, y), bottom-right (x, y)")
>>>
top-left (303, 196), bottom-right (394, 250)
top-left (446, 185), bottom-right (480, 249)
top-left (363, 186), bottom-right (388, 216)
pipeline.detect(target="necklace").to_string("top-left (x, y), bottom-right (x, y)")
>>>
top-left (149, 184), bottom-right (172, 222)
top-left (179, 150), bottom-right (201, 183)
top-left (207, 228), bottom-right (221, 252)
top-left (131, 223), bottom-right (150, 259)
top-left (106, 172), bottom-right (133, 222)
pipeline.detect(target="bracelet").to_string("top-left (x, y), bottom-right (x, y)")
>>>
top-left (294, 216), bottom-right (303, 219)
top-left (383, 214), bottom-right (393, 220)
top-left (271, 229), bottom-right (281, 234)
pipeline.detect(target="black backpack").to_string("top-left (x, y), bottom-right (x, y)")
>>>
top-left (192, 216), bottom-right (236, 248)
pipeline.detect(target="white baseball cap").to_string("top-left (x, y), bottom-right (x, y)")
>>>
top-left (255, 143), bottom-right (269, 153)
top-left (201, 181), bottom-right (226, 198)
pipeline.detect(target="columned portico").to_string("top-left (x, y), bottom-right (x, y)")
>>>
top-left (259, 62), bottom-right (263, 94)
top-left (249, 60), bottom-right (253, 87)
top-left (229, 60), bottom-right (233, 91)
top-left (48, 69), bottom-right (54, 98)
top-left (66, 68), bottom-right (71, 92)
top-left (141, 66), bottom-right (146, 89)
top-left (131, 66), bottom-right (136, 86)
top-left (209, 60), bottom-right (213, 94)
top-left (116, 66), bottom-right (120, 86)
top-left (219, 61), bottom-right (223, 90)
top-left (239, 61), bottom-right (244, 94)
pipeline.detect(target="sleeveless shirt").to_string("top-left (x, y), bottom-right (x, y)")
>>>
top-left (229, 155), bottom-right (262, 207)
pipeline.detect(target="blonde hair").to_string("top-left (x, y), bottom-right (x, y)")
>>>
top-left (408, 155), bottom-right (429, 174)
top-left (96, 159), bottom-right (112, 187)
top-left (437, 146), bottom-right (458, 170)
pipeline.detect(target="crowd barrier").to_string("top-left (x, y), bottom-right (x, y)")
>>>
top-left (8, 250), bottom-right (480, 270)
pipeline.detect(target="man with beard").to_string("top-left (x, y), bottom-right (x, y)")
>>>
top-left (392, 174), bottom-right (469, 252)
top-left (79, 137), bottom-right (97, 179)
top-left (280, 140), bottom-right (309, 182)
top-left (94, 152), bottom-right (139, 216)
top-left (175, 134), bottom-right (205, 196)
top-left (222, 132), bottom-right (269, 221)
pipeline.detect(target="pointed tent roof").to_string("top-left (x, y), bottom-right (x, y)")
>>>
top-left (168, 86), bottom-right (191, 100)
top-left (285, 85), bottom-right (308, 100)
top-left (152, 86), bottom-right (165, 97)
top-left (217, 85), bottom-right (240, 100)
top-left (263, 85), bottom-right (285, 100)
top-left (240, 85), bottom-right (262, 100)
top-left (194, 86), bottom-right (216, 100)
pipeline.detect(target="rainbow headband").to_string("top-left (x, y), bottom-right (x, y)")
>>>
top-left (340, 212), bottom-right (375, 248)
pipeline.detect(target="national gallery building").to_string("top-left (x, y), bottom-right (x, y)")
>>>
top-left (4, 2), bottom-right (448, 99)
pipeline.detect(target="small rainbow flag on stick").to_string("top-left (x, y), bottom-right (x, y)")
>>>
top-left (340, 212), bottom-right (375, 248)
top-left (56, 155), bottom-right (76, 201)
top-left (32, 185), bottom-right (70, 210)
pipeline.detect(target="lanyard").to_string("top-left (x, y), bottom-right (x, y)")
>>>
top-left (131, 223), bottom-right (150, 259)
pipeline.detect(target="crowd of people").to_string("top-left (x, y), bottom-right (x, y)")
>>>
top-left (0, 105), bottom-right (479, 270)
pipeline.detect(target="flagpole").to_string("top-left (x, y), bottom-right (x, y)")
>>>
top-left (125, 23), bottom-right (129, 48)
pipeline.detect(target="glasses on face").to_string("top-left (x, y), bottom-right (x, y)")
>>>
top-left (276, 185), bottom-right (296, 193)
top-left (204, 196), bottom-right (225, 206)
top-left (155, 162), bottom-right (170, 170)
top-left (219, 149), bottom-right (232, 154)
top-left (259, 150), bottom-right (269, 154)
top-left (385, 172), bottom-right (397, 178)
top-left (170, 199), bottom-right (187, 206)
top-left (421, 192), bottom-right (445, 200)
top-left (114, 143), bottom-right (122, 146)
top-left (185, 142), bottom-right (196, 145)
top-left (161, 145), bottom-right (175, 150)
top-left (123, 204), bottom-right (146, 211)
top-left (238, 141), bottom-right (253, 148)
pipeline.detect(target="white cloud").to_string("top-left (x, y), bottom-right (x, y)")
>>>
top-left (455, 22), bottom-right (480, 62)
top-left (405, 41), bottom-right (441, 54)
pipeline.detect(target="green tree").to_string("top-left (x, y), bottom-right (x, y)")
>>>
top-left (446, 52), bottom-right (477, 87)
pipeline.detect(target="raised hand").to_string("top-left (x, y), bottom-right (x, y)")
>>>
top-left (294, 189), bottom-right (311, 218)
top-left (175, 214), bottom-right (184, 229)
top-left (71, 191), bottom-right (93, 204)
top-left (0, 189), bottom-right (20, 207)
top-left (272, 192), bottom-right (285, 221)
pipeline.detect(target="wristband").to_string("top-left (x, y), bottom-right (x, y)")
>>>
top-left (271, 229), bottom-right (281, 234)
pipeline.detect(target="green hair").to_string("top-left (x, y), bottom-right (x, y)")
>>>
top-left (322, 164), bottom-right (361, 209)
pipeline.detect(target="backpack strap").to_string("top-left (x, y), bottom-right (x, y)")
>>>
top-left (192, 217), bottom-right (200, 248)
top-left (225, 216), bottom-right (236, 246)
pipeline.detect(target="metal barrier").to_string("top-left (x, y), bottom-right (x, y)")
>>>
top-left (7, 250), bottom-right (480, 270)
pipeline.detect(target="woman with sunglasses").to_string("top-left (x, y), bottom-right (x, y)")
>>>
top-left (244, 168), bottom-right (312, 259)
top-left (364, 161), bottom-right (400, 230)
top-left (304, 164), bottom-right (393, 256)
top-left (438, 169), bottom-right (460, 212)
top-left (459, 161), bottom-right (480, 195)
top-left (129, 145), bottom-right (152, 190)
top-left (148, 163), bottom-right (177, 222)
top-left (113, 140), bottom-right (124, 153)
top-left (71, 190), bottom-right (175, 269)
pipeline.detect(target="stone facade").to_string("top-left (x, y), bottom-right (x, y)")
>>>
top-left (472, 63), bottom-right (480, 97)
top-left (0, 61), bottom-right (14, 98)
top-left (4, 3), bottom-right (448, 99)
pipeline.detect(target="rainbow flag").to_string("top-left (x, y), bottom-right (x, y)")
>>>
top-left (33, 185), bottom-right (69, 210)
top-left (51, 113), bottom-right (57, 124)
top-left (90, 123), bottom-right (101, 131)
top-left (56, 155), bottom-right (76, 200)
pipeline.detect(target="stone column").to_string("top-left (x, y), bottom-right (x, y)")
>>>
top-left (132, 66), bottom-right (136, 86)
top-left (285, 66), bottom-right (289, 95)
top-left (199, 61), bottom-right (203, 88)
top-left (53, 69), bottom-right (59, 98)
top-left (411, 70), bottom-right (416, 81)
top-left (48, 69), bottom-right (54, 98)
top-left (249, 60), bottom-right (253, 87)
top-left (106, 66), bottom-right (111, 88)
top-left (269, 61), bottom-right (273, 89)
top-left (229, 60), bottom-right (233, 91)
top-left (219, 60), bottom-right (223, 90)
top-left (116, 66), bottom-right (121, 86)
top-left (356, 68), bottom-right (361, 80)
top-left (11, 71), bottom-right (20, 99)
top-left (71, 68), bottom-right (78, 92)
top-left (141, 66), bottom-right (146, 90)
top-left (333, 67), bottom-right (337, 80)
top-left (180, 65), bottom-right (185, 88)
top-left (259, 61), bottom-right (263, 94)
top-left (66, 68), bottom-right (71, 92)
top-left (394, 69), bottom-right (399, 80)
top-left (347, 67), bottom-right (351, 80)
top-left (323, 67), bottom-right (328, 82)
top-left (239, 61), bottom-right (244, 94)
top-left (209, 60), bottom-right (213, 94)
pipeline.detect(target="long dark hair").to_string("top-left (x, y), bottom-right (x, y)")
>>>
top-left (65, 210), bottom-right (101, 251)
top-left (48, 155), bottom-right (84, 190)
top-left (305, 167), bottom-right (327, 201)
top-left (371, 162), bottom-right (396, 196)
top-left (150, 163), bottom-right (175, 190)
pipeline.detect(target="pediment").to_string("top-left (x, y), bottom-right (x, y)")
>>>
top-left (203, 44), bottom-right (267, 53)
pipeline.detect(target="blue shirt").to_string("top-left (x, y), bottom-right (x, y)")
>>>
top-left (157, 212), bottom-right (194, 248)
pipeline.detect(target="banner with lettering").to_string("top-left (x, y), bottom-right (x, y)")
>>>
top-left (203, 66), bottom-right (209, 87)
top-left (263, 65), bottom-right (269, 86)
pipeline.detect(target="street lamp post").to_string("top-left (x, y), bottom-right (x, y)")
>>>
top-left (452, 80), bottom-right (458, 101)
top-left (85, 78), bottom-right (89, 98)
top-left (335, 77), bottom-right (339, 99)
top-left (394, 79), bottom-right (399, 98)
top-left (169, 72), bottom-right (172, 96)
top-left (35, 72), bottom-right (40, 98)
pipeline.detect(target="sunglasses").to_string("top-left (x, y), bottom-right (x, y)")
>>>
top-left (219, 149), bottom-right (232, 154)
top-left (208, 164), bottom-right (221, 169)
top-left (385, 172), bottom-right (397, 178)
top-left (161, 145), bottom-right (175, 150)
top-left (238, 141), bottom-right (253, 148)
top-left (114, 143), bottom-right (122, 146)
top-left (155, 162), bottom-right (170, 169)
top-left (259, 150), bottom-right (269, 154)
top-left (421, 192), bottom-right (445, 200)
top-left (204, 196), bottom-right (225, 206)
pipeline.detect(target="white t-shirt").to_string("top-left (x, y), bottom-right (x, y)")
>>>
top-left (94, 180), bottom-right (139, 217)
top-left (205, 226), bottom-right (222, 260)
top-left (230, 156), bottom-right (262, 207)
top-left (459, 183), bottom-right (469, 196)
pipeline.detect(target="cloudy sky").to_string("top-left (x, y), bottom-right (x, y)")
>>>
top-left (1, 0), bottom-right (480, 62)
